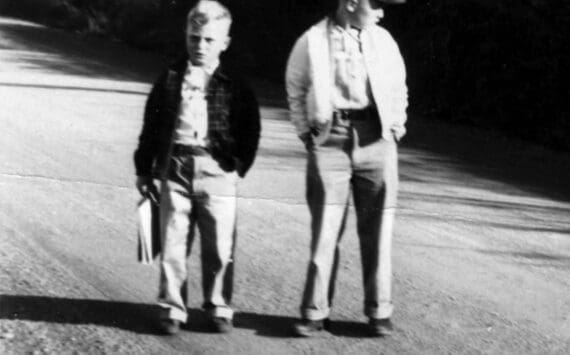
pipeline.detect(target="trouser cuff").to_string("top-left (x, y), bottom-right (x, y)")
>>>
top-left (158, 304), bottom-right (187, 322)
top-left (205, 306), bottom-right (234, 320)
top-left (365, 302), bottom-right (394, 319)
top-left (301, 307), bottom-right (331, 321)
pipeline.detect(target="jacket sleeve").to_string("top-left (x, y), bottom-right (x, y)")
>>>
top-left (133, 72), bottom-right (167, 177)
top-left (285, 34), bottom-right (311, 137)
top-left (232, 81), bottom-right (261, 177)
top-left (386, 34), bottom-right (408, 139)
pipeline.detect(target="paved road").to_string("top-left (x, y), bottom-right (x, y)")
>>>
top-left (1, 16), bottom-right (569, 354)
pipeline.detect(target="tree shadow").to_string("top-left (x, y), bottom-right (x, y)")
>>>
top-left (479, 250), bottom-right (570, 265)
top-left (403, 116), bottom-right (570, 203)
top-left (399, 242), bottom-right (570, 270)
top-left (0, 18), bottom-right (162, 83)
top-left (0, 82), bottom-right (148, 96)
top-left (399, 190), bottom-right (570, 235)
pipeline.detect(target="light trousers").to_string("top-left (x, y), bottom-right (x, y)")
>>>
top-left (301, 116), bottom-right (398, 320)
top-left (158, 153), bottom-right (237, 322)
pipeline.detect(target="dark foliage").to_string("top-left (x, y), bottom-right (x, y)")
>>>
top-left (396, 0), bottom-right (569, 150)
top-left (5, 0), bottom-right (569, 150)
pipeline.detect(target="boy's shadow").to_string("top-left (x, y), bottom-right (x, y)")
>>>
top-left (184, 308), bottom-right (296, 337)
top-left (0, 294), bottom-right (371, 338)
top-left (184, 309), bottom-right (370, 338)
top-left (0, 294), bottom-right (159, 335)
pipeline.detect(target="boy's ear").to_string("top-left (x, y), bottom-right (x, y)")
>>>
top-left (223, 36), bottom-right (231, 51)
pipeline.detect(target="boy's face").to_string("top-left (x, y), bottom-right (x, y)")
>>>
top-left (348, 0), bottom-right (385, 28)
top-left (186, 21), bottom-right (230, 67)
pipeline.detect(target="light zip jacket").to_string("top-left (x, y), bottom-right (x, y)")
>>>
top-left (285, 18), bottom-right (408, 143)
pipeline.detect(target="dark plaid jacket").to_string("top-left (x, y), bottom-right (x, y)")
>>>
top-left (134, 57), bottom-right (261, 178)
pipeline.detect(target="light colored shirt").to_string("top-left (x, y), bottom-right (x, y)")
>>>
top-left (285, 18), bottom-right (408, 141)
top-left (174, 61), bottom-right (218, 146)
top-left (330, 24), bottom-right (371, 110)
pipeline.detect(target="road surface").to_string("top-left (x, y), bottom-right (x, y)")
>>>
top-left (1, 16), bottom-right (569, 355)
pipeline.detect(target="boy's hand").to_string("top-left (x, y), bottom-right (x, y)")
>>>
top-left (299, 132), bottom-right (314, 150)
top-left (136, 176), bottom-right (159, 203)
top-left (390, 124), bottom-right (406, 143)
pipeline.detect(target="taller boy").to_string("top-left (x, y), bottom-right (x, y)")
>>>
top-left (134, 0), bottom-right (260, 335)
top-left (286, 0), bottom-right (407, 337)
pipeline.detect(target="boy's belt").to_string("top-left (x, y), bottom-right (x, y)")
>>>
top-left (172, 144), bottom-right (210, 157)
top-left (333, 106), bottom-right (378, 121)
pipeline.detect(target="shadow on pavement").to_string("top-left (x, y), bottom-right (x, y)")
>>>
top-left (0, 295), bottom-right (382, 338)
top-left (0, 18), bottom-right (163, 83)
top-left (179, 308), bottom-right (383, 338)
top-left (183, 308), bottom-right (296, 338)
top-left (0, 82), bottom-right (148, 95)
top-left (235, 311), bottom-right (381, 338)
top-left (400, 191), bottom-right (570, 235)
top-left (0, 294), bottom-right (159, 335)
top-left (399, 242), bottom-right (570, 270)
top-left (403, 116), bottom-right (570, 203)
top-left (403, 191), bottom-right (570, 216)
top-left (410, 212), bottom-right (570, 235)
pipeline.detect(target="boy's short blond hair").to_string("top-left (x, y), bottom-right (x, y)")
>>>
top-left (187, 0), bottom-right (232, 30)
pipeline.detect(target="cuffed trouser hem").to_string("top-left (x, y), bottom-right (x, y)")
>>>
top-left (158, 304), bottom-right (188, 323)
top-left (301, 307), bottom-right (331, 321)
top-left (205, 306), bottom-right (234, 320)
top-left (365, 302), bottom-right (394, 320)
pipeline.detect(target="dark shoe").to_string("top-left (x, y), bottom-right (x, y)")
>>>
top-left (211, 317), bottom-right (233, 333)
top-left (368, 318), bottom-right (393, 337)
top-left (158, 318), bottom-right (181, 335)
top-left (292, 318), bottom-right (330, 337)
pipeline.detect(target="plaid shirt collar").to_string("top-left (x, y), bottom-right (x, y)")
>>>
top-left (171, 56), bottom-right (231, 85)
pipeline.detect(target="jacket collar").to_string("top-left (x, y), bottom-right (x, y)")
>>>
top-left (212, 66), bottom-right (231, 83)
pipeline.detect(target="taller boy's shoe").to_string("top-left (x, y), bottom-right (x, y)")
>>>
top-left (292, 318), bottom-right (330, 337)
top-left (368, 318), bottom-right (393, 337)
top-left (158, 318), bottom-right (181, 335)
top-left (211, 317), bottom-right (233, 333)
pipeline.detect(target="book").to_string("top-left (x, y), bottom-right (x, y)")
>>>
top-left (137, 196), bottom-right (161, 264)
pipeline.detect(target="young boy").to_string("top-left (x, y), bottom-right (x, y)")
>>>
top-left (286, 0), bottom-right (407, 337)
top-left (134, 0), bottom-right (260, 335)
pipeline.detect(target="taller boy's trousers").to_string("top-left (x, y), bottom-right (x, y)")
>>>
top-left (301, 115), bottom-right (398, 321)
